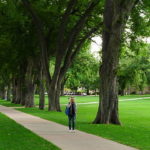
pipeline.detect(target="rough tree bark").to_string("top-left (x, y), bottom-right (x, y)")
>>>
top-left (0, 86), bottom-right (5, 99)
top-left (120, 90), bottom-right (125, 96)
top-left (11, 63), bottom-right (27, 105)
top-left (60, 77), bottom-right (68, 96)
top-left (60, 83), bottom-right (65, 96)
top-left (20, 80), bottom-right (26, 106)
top-left (20, 64), bottom-right (27, 106)
top-left (14, 78), bottom-right (22, 104)
top-left (38, 64), bottom-right (45, 110)
top-left (93, 0), bottom-right (139, 124)
top-left (39, 82), bottom-right (45, 110)
top-left (24, 58), bottom-right (35, 108)
top-left (6, 84), bottom-right (11, 101)
top-left (11, 75), bottom-right (22, 104)
top-left (86, 87), bottom-right (90, 95)
top-left (12, 77), bottom-right (17, 103)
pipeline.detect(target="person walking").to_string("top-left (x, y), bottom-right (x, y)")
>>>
top-left (66, 97), bottom-right (76, 132)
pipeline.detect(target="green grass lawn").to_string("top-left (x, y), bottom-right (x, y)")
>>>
top-left (0, 95), bottom-right (150, 150)
top-left (16, 96), bottom-right (150, 150)
top-left (35, 94), bottom-right (150, 105)
top-left (1, 94), bottom-right (150, 106)
top-left (0, 113), bottom-right (60, 150)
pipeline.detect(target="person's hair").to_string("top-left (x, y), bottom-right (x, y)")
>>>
top-left (70, 97), bottom-right (75, 103)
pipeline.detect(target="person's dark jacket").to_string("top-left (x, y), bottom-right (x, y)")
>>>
top-left (68, 102), bottom-right (76, 116)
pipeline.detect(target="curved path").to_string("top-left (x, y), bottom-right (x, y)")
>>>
top-left (75, 97), bottom-right (150, 105)
top-left (0, 105), bottom-right (138, 150)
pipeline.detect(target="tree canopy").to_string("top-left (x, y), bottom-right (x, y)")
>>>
top-left (0, 0), bottom-right (150, 125)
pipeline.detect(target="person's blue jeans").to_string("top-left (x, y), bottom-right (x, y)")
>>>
top-left (68, 115), bottom-right (76, 130)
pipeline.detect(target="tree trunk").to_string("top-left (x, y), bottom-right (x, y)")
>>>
top-left (25, 59), bottom-right (35, 108)
top-left (39, 68), bottom-right (45, 110)
top-left (15, 78), bottom-right (22, 104)
top-left (60, 83), bottom-right (64, 96)
top-left (0, 86), bottom-right (5, 99)
top-left (4, 87), bottom-right (7, 100)
top-left (11, 62), bottom-right (27, 105)
top-left (93, 0), bottom-right (138, 125)
top-left (20, 84), bottom-right (27, 106)
top-left (44, 57), bottom-right (62, 111)
top-left (11, 77), bottom-right (21, 104)
top-left (6, 85), bottom-right (11, 101)
top-left (60, 78), bottom-right (67, 96)
top-left (46, 70), bottom-right (62, 112)
top-left (20, 64), bottom-right (27, 106)
top-left (39, 83), bottom-right (45, 110)
top-left (120, 89), bottom-right (125, 96)
top-left (86, 87), bottom-right (90, 95)
top-left (25, 83), bottom-right (35, 107)
top-left (55, 82), bottom-right (61, 111)
top-left (12, 78), bottom-right (17, 103)
top-left (47, 83), bottom-right (61, 111)
top-left (94, 89), bottom-right (97, 95)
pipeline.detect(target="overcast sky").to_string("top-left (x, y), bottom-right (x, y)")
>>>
top-left (90, 36), bottom-right (102, 59)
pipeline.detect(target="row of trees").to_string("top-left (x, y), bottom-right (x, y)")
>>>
top-left (64, 43), bottom-right (150, 96)
top-left (0, 0), bottom-right (150, 124)
top-left (0, 0), bottom-right (103, 111)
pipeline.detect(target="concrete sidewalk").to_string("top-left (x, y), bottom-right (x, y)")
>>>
top-left (0, 105), bottom-right (137, 150)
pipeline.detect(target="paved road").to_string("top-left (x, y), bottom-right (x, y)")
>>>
top-left (0, 105), bottom-right (138, 150)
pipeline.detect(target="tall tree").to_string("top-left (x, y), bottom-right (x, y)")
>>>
top-left (0, 0), bottom-right (38, 107)
top-left (21, 0), bottom-right (102, 111)
top-left (93, 0), bottom-right (139, 124)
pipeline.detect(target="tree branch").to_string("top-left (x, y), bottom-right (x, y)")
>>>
top-left (55, 0), bottom-right (100, 81)
top-left (22, 0), bottom-right (52, 82)
top-left (63, 0), bottom-right (100, 54)
top-left (22, 0), bottom-right (44, 38)
top-left (51, 0), bottom-right (77, 84)
top-left (60, 23), bottom-right (102, 79)
top-left (57, 0), bottom-right (77, 53)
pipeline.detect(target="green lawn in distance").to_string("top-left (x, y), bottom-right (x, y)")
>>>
top-left (34, 94), bottom-right (150, 105)
top-left (0, 113), bottom-right (60, 150)
top-left (1, 94), bottom-right (150, 106)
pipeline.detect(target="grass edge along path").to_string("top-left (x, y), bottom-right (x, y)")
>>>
top-left (0, 105), bottom-right (137, 150)
top-left (0, 112), bottom-right (60, 150)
